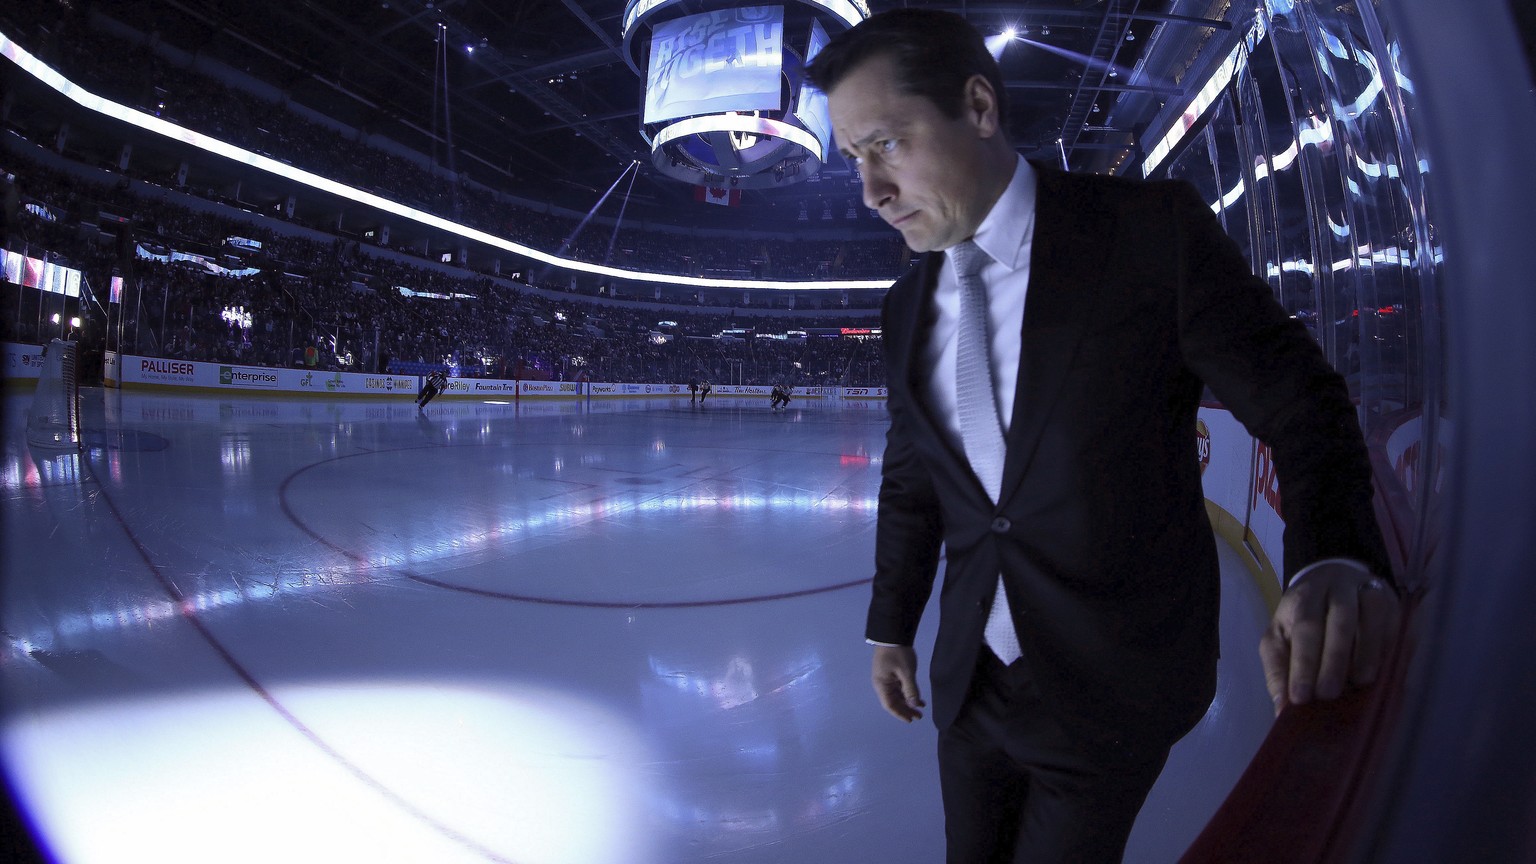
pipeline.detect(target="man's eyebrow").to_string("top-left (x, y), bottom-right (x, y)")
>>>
top-left (837, 133), bottom-right (870, 160)
top-left (841, 118), bottom-right (911, 155)
top-left (847, 129), bottom-right (887, 150)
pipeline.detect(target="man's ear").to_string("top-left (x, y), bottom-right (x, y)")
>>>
top-left (964, 74), bottom-right (1001, 138)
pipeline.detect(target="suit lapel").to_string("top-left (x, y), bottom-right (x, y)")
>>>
top-left (998, 168), bottom-right (1117, 500)
top-left (894, 253), bottom-right (974, 480)
top-left (898, 253), bottom-right (942, 399)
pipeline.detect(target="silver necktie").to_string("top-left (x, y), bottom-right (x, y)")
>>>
top-left (950, 240), bottom-right (1022, 665)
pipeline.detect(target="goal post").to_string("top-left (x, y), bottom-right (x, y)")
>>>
top-left (26, 339), bottom-right (81, 450)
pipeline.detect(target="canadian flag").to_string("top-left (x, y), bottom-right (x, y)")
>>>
top-left (696, 185), bottom-right (742, 206)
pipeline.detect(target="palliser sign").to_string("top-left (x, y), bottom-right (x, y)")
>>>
top-left (140, 358), bottom-right (196, 382)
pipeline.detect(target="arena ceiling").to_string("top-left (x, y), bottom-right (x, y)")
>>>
top-left (48, 0), bottom-right (1234, 229)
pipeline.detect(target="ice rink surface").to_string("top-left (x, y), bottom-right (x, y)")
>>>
top-left (1, 389), bottom-right (1275, 863)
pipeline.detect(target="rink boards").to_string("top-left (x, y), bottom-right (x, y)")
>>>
top-left (94, 351), bottom-right (888, 401)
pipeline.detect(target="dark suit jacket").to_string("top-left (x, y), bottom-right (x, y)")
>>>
top-left (868, 165), bottom-right (1391, 758)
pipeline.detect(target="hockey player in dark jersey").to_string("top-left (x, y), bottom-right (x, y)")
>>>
top-left (417, 369), bottom-right (449, 412)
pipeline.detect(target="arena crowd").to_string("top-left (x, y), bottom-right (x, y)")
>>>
top-left (4, 153), bottom-right (886, 388)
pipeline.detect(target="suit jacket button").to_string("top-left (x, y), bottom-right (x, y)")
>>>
top-left (991, 516), bottom-right (1011, 533)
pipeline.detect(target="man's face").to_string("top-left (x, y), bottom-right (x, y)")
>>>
top-left (828, 54), bottom-right (998, 253)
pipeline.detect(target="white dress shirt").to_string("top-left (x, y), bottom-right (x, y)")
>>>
top-left (924, 157), bottom-right (1037, 448)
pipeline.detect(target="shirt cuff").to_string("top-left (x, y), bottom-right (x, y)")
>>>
top-left (1288, 557), bottom-right (1373, 589)
top-left (865, 638), bottom-right (906, 647)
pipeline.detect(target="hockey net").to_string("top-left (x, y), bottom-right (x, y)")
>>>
top-left (26, 339), bottom-right (81, 449)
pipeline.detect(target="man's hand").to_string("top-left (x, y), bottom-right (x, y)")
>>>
top-left (872, 645), bottom-right (926, 722)
top-left (1260, 562), bottom-right (1401, 716)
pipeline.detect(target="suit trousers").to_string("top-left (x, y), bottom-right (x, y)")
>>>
top-left (938, 650), bottom-right (1171, 863)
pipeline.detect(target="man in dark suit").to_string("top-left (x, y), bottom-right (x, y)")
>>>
top-left (806, 9), bottom-right (1401, 862)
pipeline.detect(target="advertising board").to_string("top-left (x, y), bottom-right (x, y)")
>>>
top-left (2, 342), bottom-right (46, 380)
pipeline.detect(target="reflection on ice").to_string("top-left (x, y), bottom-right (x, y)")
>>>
top-left (2, 681), bottom-right (659, 864)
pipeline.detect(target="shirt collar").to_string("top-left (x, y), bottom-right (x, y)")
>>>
top-left (967, 156), bottom-right (1036, 271)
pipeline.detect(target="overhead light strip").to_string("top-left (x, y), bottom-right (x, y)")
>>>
top-left (1141, 15), bottom-right (1268, 177)
top-left (0, 30), bottom-right (889, 292)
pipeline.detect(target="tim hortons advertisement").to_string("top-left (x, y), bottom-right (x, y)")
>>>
top-left (710, 385), bottom-right (772, 396)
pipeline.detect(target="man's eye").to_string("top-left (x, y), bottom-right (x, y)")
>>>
top-left (879, 139), bottom-right (898, 153)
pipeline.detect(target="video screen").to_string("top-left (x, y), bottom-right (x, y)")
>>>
top-left (793, 19), bottom-right (834, 159)
top-left (644, 6), bottom-right (785, 124)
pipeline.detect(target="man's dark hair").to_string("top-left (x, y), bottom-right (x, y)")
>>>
top-left (804, 8), bottom-right (1008, 131)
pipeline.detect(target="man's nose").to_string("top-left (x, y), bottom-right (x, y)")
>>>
top-left (860, 168), bottom-right (894, 211)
